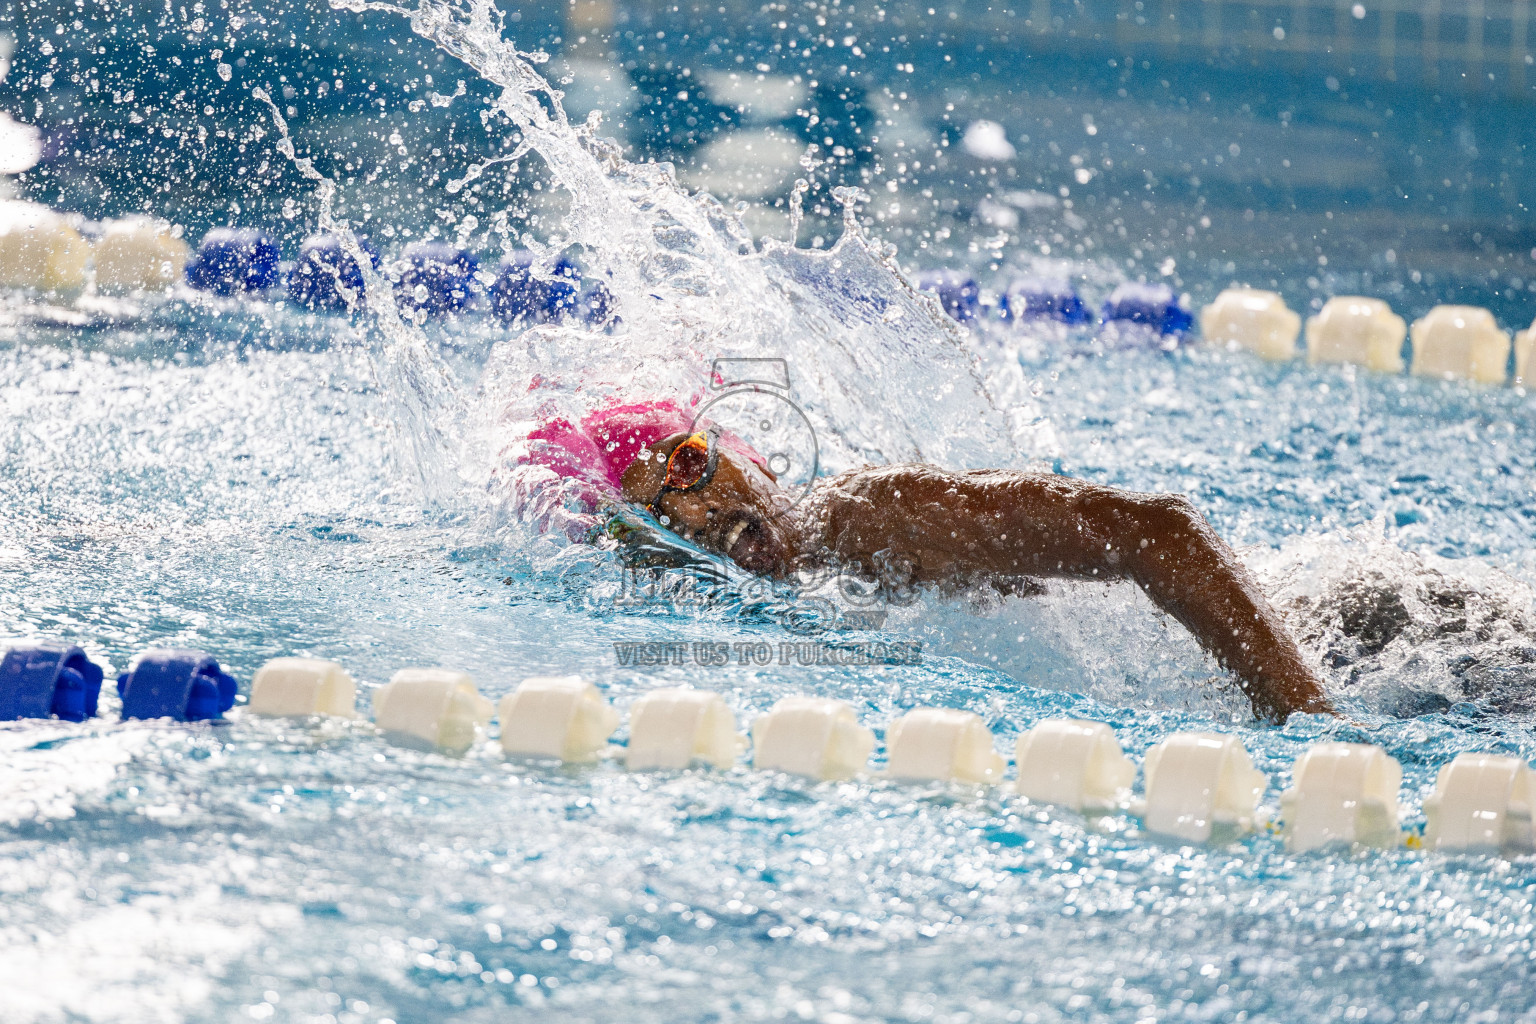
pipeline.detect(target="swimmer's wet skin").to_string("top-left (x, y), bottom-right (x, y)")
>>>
top-left (621, 431), bottom-right (1336, 724)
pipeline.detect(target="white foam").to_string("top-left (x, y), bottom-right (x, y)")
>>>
top-left (1251, 524), bottom-right (1536, 714)
top-left (0, 728), bottom-right (146, 825)
top-left (0, 892), bottom-right (279, 1023)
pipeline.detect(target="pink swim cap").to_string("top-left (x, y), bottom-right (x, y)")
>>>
top-left (525, 399), bottom-right (766, 495)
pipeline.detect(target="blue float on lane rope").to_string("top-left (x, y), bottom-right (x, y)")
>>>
top-left (916, 270), bottom-right (982, 323)
top-left (185, 228), bottom-right (281, 295)
top-left (1100, 282), bottom-right (1194, 335)
top-left (0, 645), bottom-right (105, 722)
top-left (287, 234), bottom-right (381, 311)
top-left (395, 242), bottom-right (480, 315)
top-left (577, 280), bottom-right (616, 326)
top-left (117, 649), bottom-right (237, 722)
top-left (1001, 277), bottom-right (1090, 324)
top-left (488, 250), bottom-right (582, 325)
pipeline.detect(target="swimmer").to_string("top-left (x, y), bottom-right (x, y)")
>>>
top-left (525, 402), bottom-right (1334, 723)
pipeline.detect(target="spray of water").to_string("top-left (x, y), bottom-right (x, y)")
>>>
top-left (274, 0), bottom-right (1015, 530)
top-left (254, 88), bottom-right (465, 505)
top-left (1256, 524), bottom-right (1536, 715)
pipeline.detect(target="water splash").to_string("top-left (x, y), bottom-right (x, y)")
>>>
top-left (1257, 524), bottom-right (1536, 716)
top-left (313, 0), bottom-right (1011, 524)
top-left (787, 177), bottom-right (810, 242)
top-left (254, 87), bottom-right (465, 506)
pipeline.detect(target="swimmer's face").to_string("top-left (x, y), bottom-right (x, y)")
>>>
top-left (621, 432), bottom-right (793, 576)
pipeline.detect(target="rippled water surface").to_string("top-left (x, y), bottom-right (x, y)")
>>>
top-left (1, 295), bottom-right (1534, 1023)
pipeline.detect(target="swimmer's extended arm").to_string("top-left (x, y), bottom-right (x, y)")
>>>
top-left (816, 467), bottom-right (1335, 722)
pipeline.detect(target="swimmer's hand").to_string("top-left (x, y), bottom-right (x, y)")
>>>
top-left (594, 501), bottom-right (730, 576)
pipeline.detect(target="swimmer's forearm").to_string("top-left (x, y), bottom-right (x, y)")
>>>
top-left (975, 477), bottom-right (1335, 721)
top-left (816, 468), bottom-right (1333, 721)
top-left (1126, 539), bottom-right (1334, 721)
top-left (1069, 488), bottom-right (1335, 721)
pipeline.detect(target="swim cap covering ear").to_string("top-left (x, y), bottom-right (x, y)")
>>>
top-left (524, 398), bottom-right (768, 496)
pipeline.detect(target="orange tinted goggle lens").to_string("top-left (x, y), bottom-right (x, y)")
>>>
top-left (665, 434), bottom-right (711, 489)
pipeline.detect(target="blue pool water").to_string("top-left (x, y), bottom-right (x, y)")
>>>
top-left (2, 291), bottom-right (1535, 1022)
top-left (3, 1), bottom-right (1536, 1021)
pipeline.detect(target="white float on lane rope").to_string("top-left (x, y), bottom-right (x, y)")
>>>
top-left (1199, 288), bottom-right (1301, 361)
top-left (1014, 718), bottom-right (1135, 812)
top-left (883, 708), bottom-right (1005, 785)
top-left (0, 200), bottom-right (90, 294)
top-left (248, 657), bottom-right (356, 718)
top-left (750, 696), bottom-right (875, 780)
top-left (1137, 732), bottom-right (1266, 843)
top-left (1278, 741), bottom-right (1401, 852)
top-left (1410, 305), bottom-right (1510, 384)
top-left (1305, 296), bottom-right (1407, 372)
top-left (373, 668), bottom-right (494, 756)
top-left (1422, 752), bottom-right (1536, 853)
top-left (625, 687), bottom-right (742, 770)
top-left (93, 217), bottom-right (189, 293)
top-left (498, 675), bottom-right (619, 762)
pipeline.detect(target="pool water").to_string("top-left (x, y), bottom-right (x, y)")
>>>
top-left (1, 288), bottom-right (1534, 1023)
top-left (2, 1), bottom-right (1536, 1022)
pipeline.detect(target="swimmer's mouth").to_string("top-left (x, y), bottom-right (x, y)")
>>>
top-left (716, 512), bottom-right (780, 575)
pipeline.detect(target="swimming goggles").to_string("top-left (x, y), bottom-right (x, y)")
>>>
top-left (646, 426), bottom-right (720, 519)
